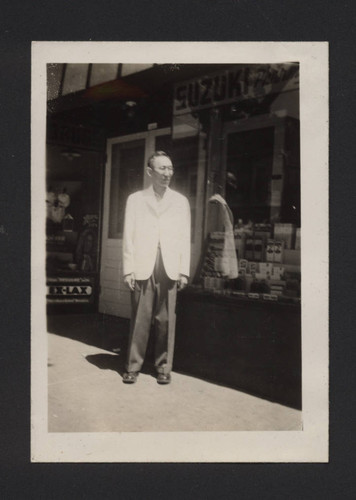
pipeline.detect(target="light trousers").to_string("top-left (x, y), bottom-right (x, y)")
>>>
top-left (125, 247), bottom-right (178, 374)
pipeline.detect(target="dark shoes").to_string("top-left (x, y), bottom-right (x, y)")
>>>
top-left (157, 373), bottom-right (171, 385)
top-left (122, 371), bottom-right (139, 384)
top-left (122, 371), bottom-right (171, 384)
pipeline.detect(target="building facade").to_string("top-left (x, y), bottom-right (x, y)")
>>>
top-left (46, 62), bottom-right (300, 316)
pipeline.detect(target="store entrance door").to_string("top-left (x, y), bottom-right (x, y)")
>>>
top-left (99, 128), bottom-right (171, 318)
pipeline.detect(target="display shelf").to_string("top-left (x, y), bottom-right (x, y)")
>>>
top-left (184, 285), bottom-right (301, 307)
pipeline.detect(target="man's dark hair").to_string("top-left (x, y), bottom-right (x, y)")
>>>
top-left (147, 150), bottom-right (172, 169)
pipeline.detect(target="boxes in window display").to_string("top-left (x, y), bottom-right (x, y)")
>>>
top-left (258, 262), bottom-right (273, 279)
top-left (273, 241), bottom-right (283, 263)
top-left (254, 223), bottom-right (272, 260)
top-left (198, 224), bottom-right (300, 299)
top-left (253, 238), bottom-right (263, 261)
top-left (273, 223), bottom-right (295, 250)
top-left (272, 266), bottom-right (284, 279)
top-left (268, 276), bottom-right (286, 295)
top-left (233, 224), bottom-right (300, 264)
top-left (234, 224), bottom-right (272, 261)
top-left (238, 259), bottom-right (248, 276)
top-left (266, 240), bottom-right (274, 262)
top-left (244, 237), bottom-right (263, 261)
top-left (266, 239), bottom-right (284, 263)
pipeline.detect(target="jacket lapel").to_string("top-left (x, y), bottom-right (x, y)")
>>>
top-left (159, 187), bottom-right (173, 214)
top-left (143, 185), bottom-right (158, 214)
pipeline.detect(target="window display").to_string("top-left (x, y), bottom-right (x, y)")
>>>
top-left (195, 219), bottom-right (300, 303)
top-left (46, 143), bottom-right (104, 308)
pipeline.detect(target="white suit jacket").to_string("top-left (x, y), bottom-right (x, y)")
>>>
top-left (123, 186), bottom-right (191, 281)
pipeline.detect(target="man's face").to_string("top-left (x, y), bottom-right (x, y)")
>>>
top-left (148, 155), bottom-right (174, 189)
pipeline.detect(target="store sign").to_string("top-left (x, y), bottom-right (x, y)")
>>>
top-left (46, 277), bottom-right (94, 304)
top-left (173, 64), bottom-right (299, 116)
top-left (47, 285), bottom-right (92, 296)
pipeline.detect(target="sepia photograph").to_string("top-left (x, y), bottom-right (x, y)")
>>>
top-left (31, 42), bottom-right (328, 462)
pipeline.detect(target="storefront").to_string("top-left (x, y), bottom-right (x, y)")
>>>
top-left (95, 63), bottom-right (301, 318)
top-left (46, 62), bottom-right (301, 407)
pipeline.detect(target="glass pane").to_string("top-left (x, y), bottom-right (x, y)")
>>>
top-left (121, 64), bottom-right (153, 77)
top-left (62, 64), bottom-right (89, 95)
top-left (108, 140), bottom-right (145, 238)
top-left (90, 64), bottom-right (118, 86)
top-left (225, 127), bottom-right (274, 224)
top-left (47, 63), bottom-right (64, 100)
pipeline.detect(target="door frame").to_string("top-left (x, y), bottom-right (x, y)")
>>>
top-left (99, 127), bottom-right (171, 316)
top-left (99, 125), bottom-right (206, 316)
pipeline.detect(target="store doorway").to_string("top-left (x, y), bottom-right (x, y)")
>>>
top-left (99, 127), bottom-right (206, 318)
top-left (99, 128), bottom-right (170, 318)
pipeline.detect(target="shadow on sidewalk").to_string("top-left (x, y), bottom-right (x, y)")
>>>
top-left (85, 352), bottom-right (157, 379)
top-left (47, 313), bottom-right (130, 352)
top-left (47, 313), bottom-right (161, 379)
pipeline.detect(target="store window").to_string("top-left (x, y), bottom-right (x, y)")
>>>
top-left (46, 144), bottom-right (104, 308)
top-left (225, 127), bottom-right (274, 224)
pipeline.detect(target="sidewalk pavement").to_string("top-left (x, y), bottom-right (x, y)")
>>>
top-left (48, 314), bottom-right (302, 432)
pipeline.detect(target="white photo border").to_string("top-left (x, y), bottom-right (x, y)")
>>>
top-left (31, 41), bottom-right (329, 463)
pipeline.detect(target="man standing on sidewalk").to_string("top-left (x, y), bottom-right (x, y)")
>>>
top-left (122, 151), bottom-right (191, 385)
